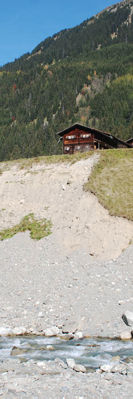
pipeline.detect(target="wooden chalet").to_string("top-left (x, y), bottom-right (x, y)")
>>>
top-left (57, 123), bottom-right (130, 154)
top-left (126, 138), bottom-right (133, 147)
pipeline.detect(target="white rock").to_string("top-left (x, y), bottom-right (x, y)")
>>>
top-left (122, 311), bottom-right (133, 327)
top-left (46, 345), bottom-right (54, 350)
top-left (0, 327), bottom-right (12, 336)
top-left (74, 331), bottom-right (83, 339)
top-left (44, 326), bottom-right (59, 336)
top-left (111, 363), bottom-right (127, 374)
top-left (101, 362), bottom-right (127, 374)
top-left (100, 363), bottom-right (113, 373)
top-left (38, 312), bottom-right (44, 318)
top-left (66, 358), bottom-right (76, 369)
top-left (66, 359), bottom-right (86, 373)
top-left (37, 361), bottom-right (47, 368)
top-left (118, 300), bottom-right (124, 305)
top-left (12, 327), bottom-right (27, 335)
top-left (73, 363), bottom-right (86, 373)
top-left (120, 331), bottom-right (132, 340)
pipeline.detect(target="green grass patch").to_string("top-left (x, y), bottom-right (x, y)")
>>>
top-left (84, 149), bottom-right (133, 221)
top-left (0, 213), bottom-right (52, 241)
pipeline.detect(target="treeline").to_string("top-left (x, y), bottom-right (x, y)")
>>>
top-left (0, 1), bottom-right (133, 160)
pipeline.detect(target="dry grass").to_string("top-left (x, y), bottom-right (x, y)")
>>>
top-left (84, 149), bottom-right (133, 221)
top-left (0, 151), bottom-right (92, 172)
top-left (17, 151), bottom-right (93, 168)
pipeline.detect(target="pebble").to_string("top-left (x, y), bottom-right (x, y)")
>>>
top-left (38, 312), bottom-right (44, 318)
top-left (46, 345), bottom-right (54, 350)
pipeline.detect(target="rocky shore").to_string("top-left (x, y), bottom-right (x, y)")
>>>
top-left (0, 355), bottom-right (133, 399)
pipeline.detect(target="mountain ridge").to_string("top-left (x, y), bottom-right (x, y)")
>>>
top-left (1, 0), bottom-right (133, 71)
top-left (0, 0), bottom-right (133, 160)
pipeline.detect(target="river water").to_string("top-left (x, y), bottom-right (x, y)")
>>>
top-left (0, 336), bottom-right (133, 370)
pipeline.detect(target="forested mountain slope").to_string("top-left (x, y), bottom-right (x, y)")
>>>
top-left (0, 0), bottom-right (133, 160)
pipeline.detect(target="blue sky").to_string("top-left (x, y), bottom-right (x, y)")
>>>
top-left (0, 0), bottom-right (120, 66)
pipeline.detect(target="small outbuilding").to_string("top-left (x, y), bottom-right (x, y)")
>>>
top-left (57, 123), bottom-right (130, 154)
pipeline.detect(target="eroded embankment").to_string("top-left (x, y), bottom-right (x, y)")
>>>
top-left (0, 154), bottom-right (133, 260)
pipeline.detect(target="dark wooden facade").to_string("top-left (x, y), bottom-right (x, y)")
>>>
top-left (126, 138), bottom-right (133, 147)
top-left (57, 123), bottom-right (130, 154)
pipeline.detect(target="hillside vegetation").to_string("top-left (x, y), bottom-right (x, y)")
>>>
top-left (0, 0), bottom-right (133, 161)
top-left (84, 149), bottom-right (133, 221)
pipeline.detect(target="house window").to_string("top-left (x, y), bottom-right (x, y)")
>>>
top-left (66, 135), bottom-right (76, 139)
top-left (64, 146), bottom-right (70, 151)
top-left (80, 133), bottom-right (91, 138)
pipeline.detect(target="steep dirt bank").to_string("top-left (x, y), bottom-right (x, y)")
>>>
top-left (0, 154), bottom-right (133, 260)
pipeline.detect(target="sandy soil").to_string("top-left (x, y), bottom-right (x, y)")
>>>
top-left (0, 154), bottom-right (133, 260)
top-left (0, 154), bottom-right (133, 398)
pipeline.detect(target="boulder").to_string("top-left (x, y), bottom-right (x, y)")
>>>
top-left (66, 358), bottom-right (75, 369)
top-left (12, 327), bottom-right (27, 335)
top-left (73, 363), bottom-right (86, 373)
top-left (111, 363), bottom-right (127, 375)
top-left (122, 311), bottom-right (133, 327)
top-left (0, 327), bottom-right (12, 336)
top-left (66, 358), bottom-right (86, 373)
top-left (100, 363), bottom-right (113, 373)
top-left (100, 362), bottom-right (127, 374)
top-left (120, 331), bottom-right (132, 340)
top-left (44, 326), bottom-right (59, 336)
top-left (74, 331), bottom-right (84, 340)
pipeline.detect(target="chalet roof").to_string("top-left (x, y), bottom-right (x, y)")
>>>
top-left (57, 123), bottom-right (130, 148)
top-left (57, 123), bottom-right (110, 137)
top-left (126, 137), bottom-right (133, 143)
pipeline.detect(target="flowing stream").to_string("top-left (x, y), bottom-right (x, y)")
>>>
top-left (0, 336), bottom-right (133, 370)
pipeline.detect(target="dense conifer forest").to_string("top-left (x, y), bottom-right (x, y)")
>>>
top-left (0, 0), bottom-right (133, 160)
